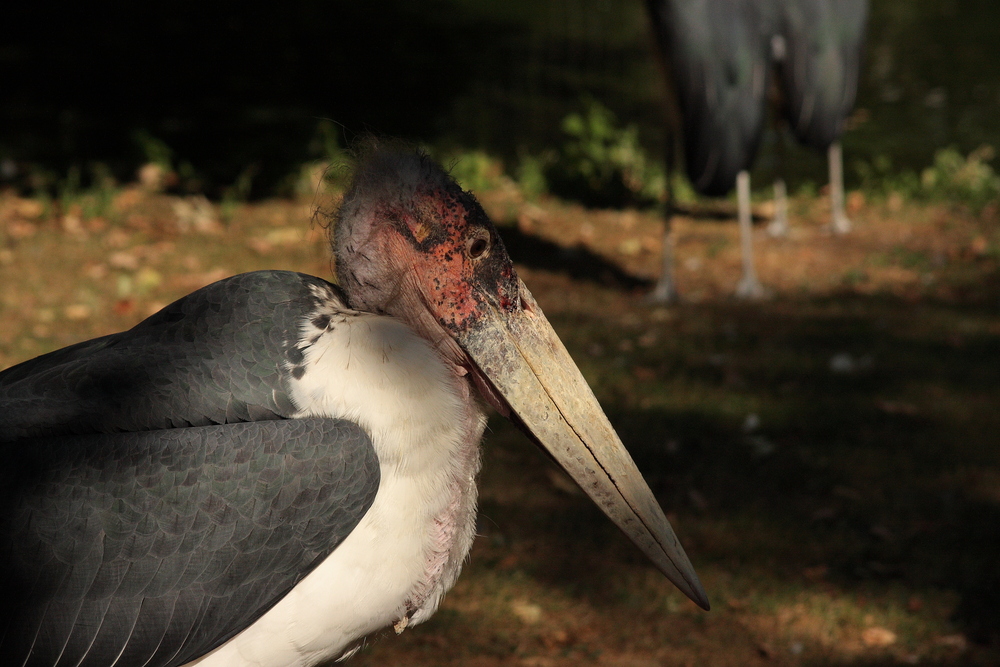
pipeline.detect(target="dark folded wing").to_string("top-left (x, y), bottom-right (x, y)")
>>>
top-left (0, 271), bottom-right (348, 440)
top-left (0, 417), bottom-right (379, 667)
top-left (779, 0), bottom-right (869, 149)
top-left (647, 0), bottom-right (772, 196)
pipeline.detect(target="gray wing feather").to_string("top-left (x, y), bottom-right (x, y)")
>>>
top-left (0, 271), bottom-right (346, 441)
top-left (1, 417), bottom-right (380, 667)
top-left (647, 0), bottom-right (773, 196)
top-left (0, 271), bottom-right (378, 665)
top-left (779, 0), bottom-right (869, 149)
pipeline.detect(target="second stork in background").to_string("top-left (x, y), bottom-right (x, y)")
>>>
top-left (645, 0), bottom-right (868, 302)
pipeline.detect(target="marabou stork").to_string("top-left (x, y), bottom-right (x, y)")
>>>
top-left (0, 148), bottom-right (708, 666)
top-left (645, 0), bottom-right (868, 302)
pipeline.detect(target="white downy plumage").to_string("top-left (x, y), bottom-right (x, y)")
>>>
top-left (188, 287), bottom-right (485, 667)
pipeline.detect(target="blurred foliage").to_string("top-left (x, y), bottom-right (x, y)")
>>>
top-left (132, 131), bottom-right (205, 195)
top-left (921, 145), bottom-right (1000, 210)
top-left (544, 99), bottom-right (664, 208)
top-left (845, 0), bottom-right (1000, 177)
top-left (442, 150), bottom-right (509, 194)
top-left (438, 100), bottom-right (672, 208)
top-left (855, 145), bottom-right (1000, 211)
top-left (133, 131), bottom-right (173, 173)
top-left (220, 166), bottom-right (258, 223)
top-left (446, 138), bottom-right (1000, 213)
top-left (75, 164), bottom-right (117, 221)
top-left (2, 0), bottom-right (999, 210)
top-left (515, 151), bottom-right (552, 199)
top-left (854, 154), bottom-right (921, 200)
top-left (38, 163), bottom-right (120, 223)
top-left (279, 121), bottom-right (354, 201)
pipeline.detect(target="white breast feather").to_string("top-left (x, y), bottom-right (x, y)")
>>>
top-left (186, 299), bottom-right (485, 667)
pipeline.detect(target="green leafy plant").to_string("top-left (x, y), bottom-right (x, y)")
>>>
top-left (310, 120), bottom-right (344, 164)
top-left (854, 154), bottom-right (920, 201)
top-left (546, 98), bottom-right (664, 208)
top-left (220, 165), bottom-right (258, 222)
top-left (285, 121), bottom-right (353, 199)
top-left (515, 151), bottom-right (551, 199)
top-left (920, 145), bottom-right (1000, 211)
top-left (445, 150), bottom-right (507, 193)
top-left (133, 130), bottom-right (174, 173)
top-left (855, 145), bottom-right (1000, 212)
top-left (53, 163), bottom-right (118, 221)
top-left (80, 163), bottom-right (117, 220)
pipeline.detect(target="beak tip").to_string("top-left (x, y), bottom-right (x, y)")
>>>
top-left (692, 586), bottom-right (711, 612)
top-left (671, 567), bottom-right (710, 611)
top-left (465, 282), bottom-right (712, 612)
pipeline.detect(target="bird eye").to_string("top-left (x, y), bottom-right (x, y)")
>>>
top-left (467, 234), bottom-right (490, 260)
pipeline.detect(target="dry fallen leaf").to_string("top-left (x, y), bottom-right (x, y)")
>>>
top-left (877, 400), bottom-right (918, 416)
top-left (264, 228), bottom-right (305, 246)
top-left (109, 251), bottom-right (140, 271)
top-left (172, 196), bottom-right (221, 234)
top-left (136, 267), bottom-right (163, 292)
top-left (15, 199), bottom-right (44, 220)
top-left (113, 299), bottom-right (135, 316)
top-left (520, 657), bottom-right (555, 667)
top-left (935, 634), bottom-right (968, 651)
top-left (511, 600), bottom-right (543, 624)
top-left (7, 221), bottom-right (36, 239)
top-left (861, 627), bottom-right (897, 647)
top-left (64, 304), bottom-right (92, 321)
top-left (617, 238), bottom-right (642, 256)
top-left (970, 236), bottom-right (989, 256)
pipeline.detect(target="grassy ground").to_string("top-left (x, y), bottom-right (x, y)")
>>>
top-left (2, 180), bottom-right (999, 666)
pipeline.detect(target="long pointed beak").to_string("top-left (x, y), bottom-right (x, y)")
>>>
top-left (460, 279), bottom-right (710, 610)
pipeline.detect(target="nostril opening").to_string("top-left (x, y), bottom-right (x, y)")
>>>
top-left (519, 294), bottom-right (532, 313)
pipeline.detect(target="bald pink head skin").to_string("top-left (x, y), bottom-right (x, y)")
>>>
top-left (333, 149), bottom-right (521, 393)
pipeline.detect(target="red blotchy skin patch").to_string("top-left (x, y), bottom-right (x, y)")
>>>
top-left (393, 186), bottom-right (518, 333)
top-left (497, 264), bottom-right (517, 311)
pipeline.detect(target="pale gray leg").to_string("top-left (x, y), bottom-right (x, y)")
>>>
top-left (735, 170), bottom-right (766, 299)
top-left (649, 211), bottom-right (678, 303)
top-left (829, 142), bottom-right (851, 235)
top-left (767, 177), bottom-right (789, 237)
top-left (650, 143), bottom-right (679, 304)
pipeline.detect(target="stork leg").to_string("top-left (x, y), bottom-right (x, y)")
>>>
top-left (649, 141), bottom-right (678, 304)
top-left (650, 210), bottom-right (678, 303)
top-left (767, 177), bottom-right (789, 237)
top-left (768, 123), bottom-right (789, 238)
top-left (734, 170), bottom-right (766, 299)
top-left (829, 141), bottom-right (851, 234)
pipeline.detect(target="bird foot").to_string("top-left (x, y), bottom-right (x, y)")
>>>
top-left (734, 276), bottom-right (768, 300)
top-left (767, 217), bottom-right (789, 238)
top-left (646, 280), bottom-right (678, 305)
top-left (830, 215), bottom-right (852, 235)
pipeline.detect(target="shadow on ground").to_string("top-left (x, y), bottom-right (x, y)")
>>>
top-left (464, 284), bottom-right (1000, 664)
top-left (497, 226), bottom-right (652, 290)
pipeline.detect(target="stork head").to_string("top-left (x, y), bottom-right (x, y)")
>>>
top-left (333, 147), bottom-right (709, 611)
top-left (335, 149), bottom-right (519, 359)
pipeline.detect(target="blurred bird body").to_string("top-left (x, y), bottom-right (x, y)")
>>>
top-left (648, 0), bottom-right (772, 197)
top-left (645, 0), bottom-right (868, 300)
top-left (777, 0), bottom-right (868, 151)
